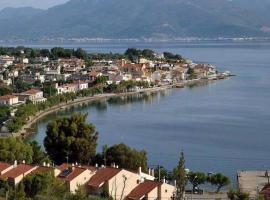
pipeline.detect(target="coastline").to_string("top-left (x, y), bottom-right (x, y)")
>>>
top-left (11, 78), bottom-right (225, 139)
top-left (11, 84), bottom-right (174, 138)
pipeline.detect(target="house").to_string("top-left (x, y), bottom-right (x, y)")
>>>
top-left (57, 163), bottom-right (96, 193)
top-left (193, 64), bottom-right (217, 78)
top-left (0, 162), bottom-right (13, 175)
top-left (0, 163), bottom-right (37, 185)
top-left (88, 167), bottom-right (142, 200)
top-left (122, 63), bottom-right (148, 79)
top-left (19, 89), bottom-right (47, 104)
top-left (21, 73), bottom-right (45, 84)
top-left (22, 58), bottom-right (29, 64)
top-left (0, 95), bottom-right (19, 106)
top-left (73, 80), bottom-right (89, 91)
top-left (260, 184), bottom-right (270, 200)
top-left (126, 180), bottom-right (176, 200)
top-left (126, 180), bottom-right (162, 200)
top-left (0, 55), bottom-right (15, 67)
top-left (56, 83), bottom-right (77, 94)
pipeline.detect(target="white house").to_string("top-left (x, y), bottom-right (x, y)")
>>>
top-left (0, 95), bottom-right (19, 106)
top-left (19, 89), bottom-right (47, 103)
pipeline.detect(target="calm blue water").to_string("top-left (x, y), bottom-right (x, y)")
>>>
top-left (27, 42), bottom-right (270, 181)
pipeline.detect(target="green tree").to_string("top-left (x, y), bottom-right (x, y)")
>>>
top-left (188, 171), bottom-right (206, 192)
top-left (227, 189), bottom-right (250, 200)
top-left (74, 48), bottom-right (88, 60)
top-left (0, 105), bottom-right (10, 124)
top-left (0, 137), bottom-right (33, 163)
top-left (44, 113), bottom-right (98, 164)
top-left (105, 143), bottom-right (148, 172)
top-left (23, 171), bottom-right (54, 198)
top-left (29, 141), bottom-right (50, 165)
top-left (175, 150), bottom-right (187, 200)
top-left (207, 173), bottom-right (230, 193)
top-left (0, 86), bottom-right (12, 96)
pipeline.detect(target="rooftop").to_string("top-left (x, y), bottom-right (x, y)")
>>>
top-left (127, 180), bottom-right (162, 200)
top-left (88, 167), bottom-right (121, 188)
top-left (0, 94), bottom-right (18, 100)
top-left (0, 162), bottom-right (11, 172)
top-left (0, 164), bottom-right (36, 179)
top-left (23, 89), bottom-right (42, 95)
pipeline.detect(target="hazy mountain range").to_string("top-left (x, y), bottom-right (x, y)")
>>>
top-left (1, 0), bottom-right (270, 40)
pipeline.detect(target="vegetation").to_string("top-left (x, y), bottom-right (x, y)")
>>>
top-left (7, 87), bottom-right (103, 133)
top-left (0, 85), bottom-right (12, 96)
top-left (207, 173), bottom-right (230, 193)
top-left (44, 113), bottom-right (98, 164)
top-left (124, 48), bottom-right (156, 63)
top-left (0, 105), bottom-right (10, 124)
top-left (188, 171), bottom-right (207, 191)
top-left (105, 80), bottom-right (150, 93)
top-left (0, 137), bottom-right (33, 163)
top-left (29, 141), bottom-right (50, 165)
top-left (0, 137), bottom-right (49, 165)
top-left (101, 143), bottom-right (148, 172)
top-left (227, 189), bottom-right (250, 200)
top-left (175, 150), bottom-right (187, 200)
top-left (163, 52), bottom-right (183, 61)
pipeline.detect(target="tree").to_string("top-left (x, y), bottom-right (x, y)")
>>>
top-left (105, 143), bottom-right (148, 172)
top-left (74, 48), bottom-right (88, 60)
top-left (188, 171), bottom-right (206, 192)
top-left (0, 105), bottom-right (10, 124)
top-left (175, 150), bottom-right (187, 200)
top-left (0, 85), bottom-right (12, 96)
top-left (207, 173), bottom-right (230, 193)
top-left (0, 137), bottom-right (33, 163)
top-left (44, 113), bottom-right (98, 164)
top-left (23, 171), bottom-right (54, 198)
top-left (29, 141), bottom-right (50, 165)
top-left (227, 189), bottom-right (250, 200)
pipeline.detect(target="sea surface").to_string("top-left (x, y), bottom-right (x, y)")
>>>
top-left (23, 41), bottom-right (270, 182)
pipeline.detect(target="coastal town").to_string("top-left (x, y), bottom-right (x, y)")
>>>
top-left (0, 47), bottom-right (230, 135)
top-left (3, 46), bottom-right (270, 200)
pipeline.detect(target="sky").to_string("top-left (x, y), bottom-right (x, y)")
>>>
top-left (0, 0), bottom-right (69, 10)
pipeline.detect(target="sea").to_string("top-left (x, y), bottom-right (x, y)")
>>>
top-left (13, 41), bottom-right (270, 183)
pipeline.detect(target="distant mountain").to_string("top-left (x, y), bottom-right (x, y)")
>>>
top-left (0, 0), bottom-right (270, 40)
top-left (0, 7), bottom-right (43, 20)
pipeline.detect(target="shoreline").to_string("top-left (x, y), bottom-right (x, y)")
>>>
top-left (10, 78), bottom-right (225, 139)
top-left (11, 84), bottom-right (174, 138)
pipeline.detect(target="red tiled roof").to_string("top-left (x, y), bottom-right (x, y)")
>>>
top-left (73, 80), bottom-right (88, 84)
top-left (0, 95), bottom-right (18, 100)
top-left (57, 163), bottom-right (96, 182)
top-left (260, 184), bottom-right (270, 198)
top-left (88, 167), bottom-right (121, 187)
top-left (127, 180), bottom-right (161, 200)
top-left (58, 167), bottom-right (86, 182)
top-left (31, 166), bottom-right (52, 174)
top-left (0, 164), bottom-right (35, 179)
top-left (57, 163), bottom-right (70, 171)
top-left (23, 89), bottom-right (42, 95)
top-left (123, 63), bottom-right (145, 69)
top-left (88, 70), bottom-right (98, 77)
top-left (0, 162), bottom-right (11, 172)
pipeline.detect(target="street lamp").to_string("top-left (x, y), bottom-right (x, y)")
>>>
top-left (265, 170), bottom-right (269, 184)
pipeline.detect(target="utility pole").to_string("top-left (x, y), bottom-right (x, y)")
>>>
top-left (158, 165), bottom-right (161, 182)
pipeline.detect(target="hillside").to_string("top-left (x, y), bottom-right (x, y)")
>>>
top-left (0, 0), bottom-right (270, 40)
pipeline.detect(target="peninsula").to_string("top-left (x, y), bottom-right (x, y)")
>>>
top-left (0, 47), bottom-right (230, 137)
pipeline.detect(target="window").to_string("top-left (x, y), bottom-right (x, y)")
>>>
top-left (165, 189), bottom-right (168, 193)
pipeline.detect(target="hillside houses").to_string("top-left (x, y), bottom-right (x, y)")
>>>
top-left (0, 161), bottom-right (176, 200)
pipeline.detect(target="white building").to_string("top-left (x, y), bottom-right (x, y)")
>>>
top-left (0, 95), bottom-right (19, 106)
top-left (19, 89), bottom-right (47, 104)
top-left (0, 55), bottom-right (15, 67)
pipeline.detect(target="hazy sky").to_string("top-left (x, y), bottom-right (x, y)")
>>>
top-left (0, 0), bottom-right (69, 10)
